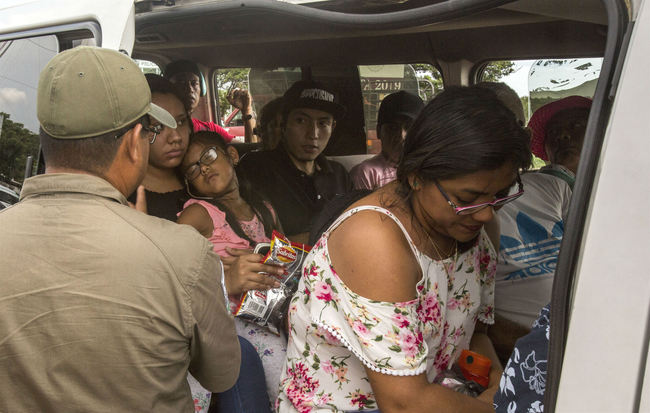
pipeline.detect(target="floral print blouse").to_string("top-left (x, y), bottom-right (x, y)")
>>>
top-left (276, 206), bottom-right (496, 412)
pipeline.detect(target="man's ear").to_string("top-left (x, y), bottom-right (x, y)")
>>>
top-left (227, 145), bottom-right (240, 166)
top-left (331, 120), bottom-right (337, 131)
top-left (123, 124), bottom-right (148, 165)
top-left (103, 124), bottom-right (149, 198)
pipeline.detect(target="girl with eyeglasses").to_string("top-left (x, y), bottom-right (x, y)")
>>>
top-left (276, 86), bottom-right (531, 413)
top-left (177, 131), bottom-right (287, 411)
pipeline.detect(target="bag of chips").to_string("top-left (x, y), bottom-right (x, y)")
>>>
top-left (234, 231), bottom-right (311, 335)
top-left (433, 350), bottom-right (492, 397)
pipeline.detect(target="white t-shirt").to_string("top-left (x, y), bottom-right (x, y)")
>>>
top-left (495, 171), bottom-right (572, 327)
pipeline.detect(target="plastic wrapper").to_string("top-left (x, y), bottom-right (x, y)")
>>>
top-left (434, 350), bottom-right (491, 397)
top-left (234, 230), bottom-right (311, 335)
top-left (433, 364), bottom-right (486, 397)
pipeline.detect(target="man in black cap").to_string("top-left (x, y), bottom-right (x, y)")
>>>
top-left (350, 90), bottom-right (424, 190)
top-left (237, 80), bottom-right (351, 244)
top-left (165, 59), bottom-right (257, 142)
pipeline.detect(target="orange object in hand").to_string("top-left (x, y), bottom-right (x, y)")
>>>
top-left (458, 350), bottom-right (491, 388)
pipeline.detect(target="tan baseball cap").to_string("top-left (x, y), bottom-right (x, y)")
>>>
top-left (37, 46), bottom-right (176, 139)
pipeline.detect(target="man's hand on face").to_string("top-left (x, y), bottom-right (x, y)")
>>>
top-left (227, 88), bottom-right (252, 112)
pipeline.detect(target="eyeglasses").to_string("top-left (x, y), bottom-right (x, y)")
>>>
top-left (141, 122), bottom-right (163, 144)
top-left (184, 147), bottom-right (220, 181)
top-left (434, 175), bottom-right (524, 216)
top-left (113, 117), bottom-right (157, 141)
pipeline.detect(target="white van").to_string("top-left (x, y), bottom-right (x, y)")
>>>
top-left (1, 0), bottom-right (648, 411)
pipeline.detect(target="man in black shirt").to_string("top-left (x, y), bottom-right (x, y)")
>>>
top-left (238, 80), bottom-right (351, 244)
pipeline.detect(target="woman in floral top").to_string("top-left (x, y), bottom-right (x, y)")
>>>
top-left (277, 86), bottom-right (531, 412)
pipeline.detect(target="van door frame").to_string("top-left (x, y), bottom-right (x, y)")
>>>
top-left (544, 0), bottom-right (635, 411)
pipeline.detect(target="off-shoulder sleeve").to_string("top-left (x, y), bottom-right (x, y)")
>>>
top-left (303, 259), bottom-right (428, 376)
top-left (476, 233), bottom-right (496, 325)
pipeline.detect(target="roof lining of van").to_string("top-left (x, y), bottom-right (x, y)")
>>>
top-left (133, 0), bottom-right (607, 68)
top-left (137, 0), bottom-right (517, 31)
top-left (138, 0), bottom-right (607, 25)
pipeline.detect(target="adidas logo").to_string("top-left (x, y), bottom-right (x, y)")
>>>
top-left (499, 212), bottom-right (564, 280)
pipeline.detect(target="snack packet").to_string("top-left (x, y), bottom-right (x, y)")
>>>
top-left (433, 350), bottom-right (491, 397)
top-left (434, 366), bottom-right (485, 397)
top-left (234, 230), bottom-right (311, 334)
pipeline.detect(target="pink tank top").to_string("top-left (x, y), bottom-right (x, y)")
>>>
top-left (181, 199), bottom-right (270, 256)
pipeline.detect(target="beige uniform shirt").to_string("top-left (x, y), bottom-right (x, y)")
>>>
top-left (0, 173), bottom-right (240, 413)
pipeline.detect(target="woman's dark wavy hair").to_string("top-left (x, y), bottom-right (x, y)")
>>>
top-left (396, 85), bottom-right (531, 199)
top-left (185, 131), bottom-right (278, 245)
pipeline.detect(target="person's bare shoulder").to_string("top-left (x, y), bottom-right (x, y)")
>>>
top-left (328, 207), bottom-right (420, 303)
top-left (177, 203), bottom-right (214, 238)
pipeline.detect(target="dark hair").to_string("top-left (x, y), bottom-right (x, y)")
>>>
top-left (164, 59), bottom-right (206, 97)
top-left (186, 131), bottom-right (278, 245)
top-left (259, 97), bottom-right (284, 133)
top-left (145, 73), bottom-right (193, 117)
top-left (474, 81), bottom-right (526, 126)
top-left (164, 60), bottom-right (201, 80)
top-left (39, 115), bottom-right (146, 175)
top-left (396, 86), bottom-right (531, 198)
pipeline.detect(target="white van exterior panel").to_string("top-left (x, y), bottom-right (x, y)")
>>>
top-left (640, 349), bottom-right (650, 412)
top-left (0, 0), bottom-right (134, 51)
top-left (556, 0), bottom-right (650, 410)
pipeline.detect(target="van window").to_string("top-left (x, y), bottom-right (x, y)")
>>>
top-left (135, 59), bottom-right (162, 76)
top-left (214, 64), bottom-right (442, 153)
top-left (214, 66), bottom-right (302, 122)
top-left (214, 67), bottom-right (303, 142)
top-left (527, 58), bottom-right (602, 114)
top-left (214, 67), bottom-right (252, 125)
top-left (359, 63), bottom-right (442, 154)
top-left (481, 59), bottom-right (603, 121)
top-left (248, 67), bottom-right (302, 112)
top-left (480, 58), bottom-right (603, 168)
top-left (0, 36), bottom-right (58, 183)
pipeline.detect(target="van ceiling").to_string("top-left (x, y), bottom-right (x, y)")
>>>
top-left (133, 0), bottom-right (607, 67)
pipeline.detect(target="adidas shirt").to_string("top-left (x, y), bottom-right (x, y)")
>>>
top-left (495, 171), bottom-right (572, 327)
